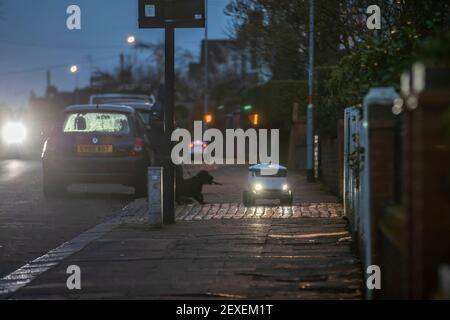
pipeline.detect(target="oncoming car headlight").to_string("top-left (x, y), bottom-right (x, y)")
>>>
top-left (254, 183), bottom-right (263, 191)
top-left (1, 122), bottom-right (27, 145)
top-left (282, 184), bottom-right (290, 191)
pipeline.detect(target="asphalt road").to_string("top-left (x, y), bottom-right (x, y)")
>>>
top-left (0, 159), bottom-right (133, 278)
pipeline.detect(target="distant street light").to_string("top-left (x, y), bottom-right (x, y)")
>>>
top-left (70, 65), bottom-right (78, 73)
top-left (204, 113), bottom-right (213, 125)
top-left (243, 105), bottom-right (253, 112)
top-left (249, 113), bottom-right (260, 127)
top-left (127, 35), bottom-right (136, 45)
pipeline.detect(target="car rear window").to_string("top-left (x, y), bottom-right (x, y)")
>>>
top-left (63, 112), bottom-right (131, 135)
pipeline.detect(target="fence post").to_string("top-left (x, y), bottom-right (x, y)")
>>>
top-left (403, 64), bottom-right (450, 299)
top-left (362, 87), bottom-right (399, 299)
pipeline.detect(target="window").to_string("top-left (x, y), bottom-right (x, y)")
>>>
top-left (63, 112), bottom-right (131, 135)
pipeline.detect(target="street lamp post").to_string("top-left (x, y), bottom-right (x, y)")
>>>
top-left (306, 0), bottom-right (315, 182)
top-left (127, 35), bottom-right (139, 72)
top-left (203, 0), bottom-right (209, 130)
top-left (70, 65), bottom-right (79, 104)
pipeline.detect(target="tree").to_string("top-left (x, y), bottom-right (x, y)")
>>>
top-left (315, 1), bottom-right (450, 137)
top-left (226, 0), bottom-right (450, 81)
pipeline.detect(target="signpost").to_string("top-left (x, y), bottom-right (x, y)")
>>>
top-left (139, 0), bottom-right (206, 225)
top-left (139, 0), bottom-right (205, 28)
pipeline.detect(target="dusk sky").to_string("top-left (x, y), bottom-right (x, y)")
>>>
top-left (0, 0), bottom-right (232, 109)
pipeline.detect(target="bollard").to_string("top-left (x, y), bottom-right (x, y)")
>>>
top-left (148, 167), bottom-right (163, 227)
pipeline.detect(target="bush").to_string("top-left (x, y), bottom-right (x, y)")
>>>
top-left (317, 28), bottom-right (450, 138)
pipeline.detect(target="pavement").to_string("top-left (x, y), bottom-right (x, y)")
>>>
top-left (0, 165), bottom-right (363, 300)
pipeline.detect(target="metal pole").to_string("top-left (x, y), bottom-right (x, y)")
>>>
top-left (203, 0), bottom-right (209, 129)
top-left (306, 0), bottom-right (315, 182)
top-left (75, 72), bottom-right (79, 104)
top-left (163, 25), bottom-right (175, 224)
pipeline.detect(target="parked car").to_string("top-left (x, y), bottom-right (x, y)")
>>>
top-left (89, 93), bottom-right (155, 106)
top-left (242, 164), bottom-right (293, 206)
top-left (42, 104), bottom-right (155, 197)
top-left (119, 102), bottom-right (156, 126)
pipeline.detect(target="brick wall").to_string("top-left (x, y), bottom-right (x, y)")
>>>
top-left (289, 119), bottom-right (307, 172)
top-left (319, 120), bottom-right (344, 197)
top-left (403, 81), bottom-right (450, 299)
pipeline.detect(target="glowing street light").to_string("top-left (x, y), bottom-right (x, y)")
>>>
top-left (127, 35), bottom-right (136, 45)
top-left (70, 65), bottom-right (78, 73)
top-left (204, 113), bottom-right (213, 125)
top-left (243, 105), bottom-right (253, 112)
top-left (249, 113), bottom-right (260, 127)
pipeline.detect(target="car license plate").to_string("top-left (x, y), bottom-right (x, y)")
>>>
top-left (77, 145), bottom-right (113, 153)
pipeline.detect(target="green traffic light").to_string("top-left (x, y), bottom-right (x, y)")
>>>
top-left (243, 105), bottom-right (253, 112)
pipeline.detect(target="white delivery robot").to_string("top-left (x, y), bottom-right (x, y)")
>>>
top-left (242, 164), bottom-right (293, 206)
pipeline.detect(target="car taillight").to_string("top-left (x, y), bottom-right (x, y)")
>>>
top-left (189, 143), bottom-right (194, 149)
top-left (130, 137), bottom-right (143, 156)
top-left (202, 143), bottom-right (208, 149)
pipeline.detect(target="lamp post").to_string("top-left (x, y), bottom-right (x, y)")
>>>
top-left (70, 65), bottom-right (79, 104)
top-left (203, 0), bottom-right (209, 130)
top-left (126, 35), bottom-right (139, 70)
top-left (306, 0), bottom-right (315, 182)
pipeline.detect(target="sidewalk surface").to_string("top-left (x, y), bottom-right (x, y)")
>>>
top-left (4, 166), bottom-right (363, 300)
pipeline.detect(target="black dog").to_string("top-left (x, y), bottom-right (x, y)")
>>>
top-left (176, 169), bottom-right (221, 205)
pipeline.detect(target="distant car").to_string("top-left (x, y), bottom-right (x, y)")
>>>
top-left (242, 164), bottom-right (293, 206)
top-left (190, 140), bottom-right (208, 157)
top-left (1, 121), bottom-right (28, 158)
top-left (42, 104), bottom-right (155, 197)
top-left (89, 93), bottom-right (155, 106)
top-left (119, 102), bottom-right (156, 126)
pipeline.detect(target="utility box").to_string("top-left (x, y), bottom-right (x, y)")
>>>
top-left (148, 167), bottom-right (163, 226)
top-left (139, 0), bottom-right (205, 28)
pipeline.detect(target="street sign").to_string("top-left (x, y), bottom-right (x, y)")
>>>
top-left (139, 0), bottom-right (205, 28)
top-left (139, 0), bottom-right (206, 225)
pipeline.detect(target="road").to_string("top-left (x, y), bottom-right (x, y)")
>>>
top-left (0, 159), bottom-right (133, 278)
